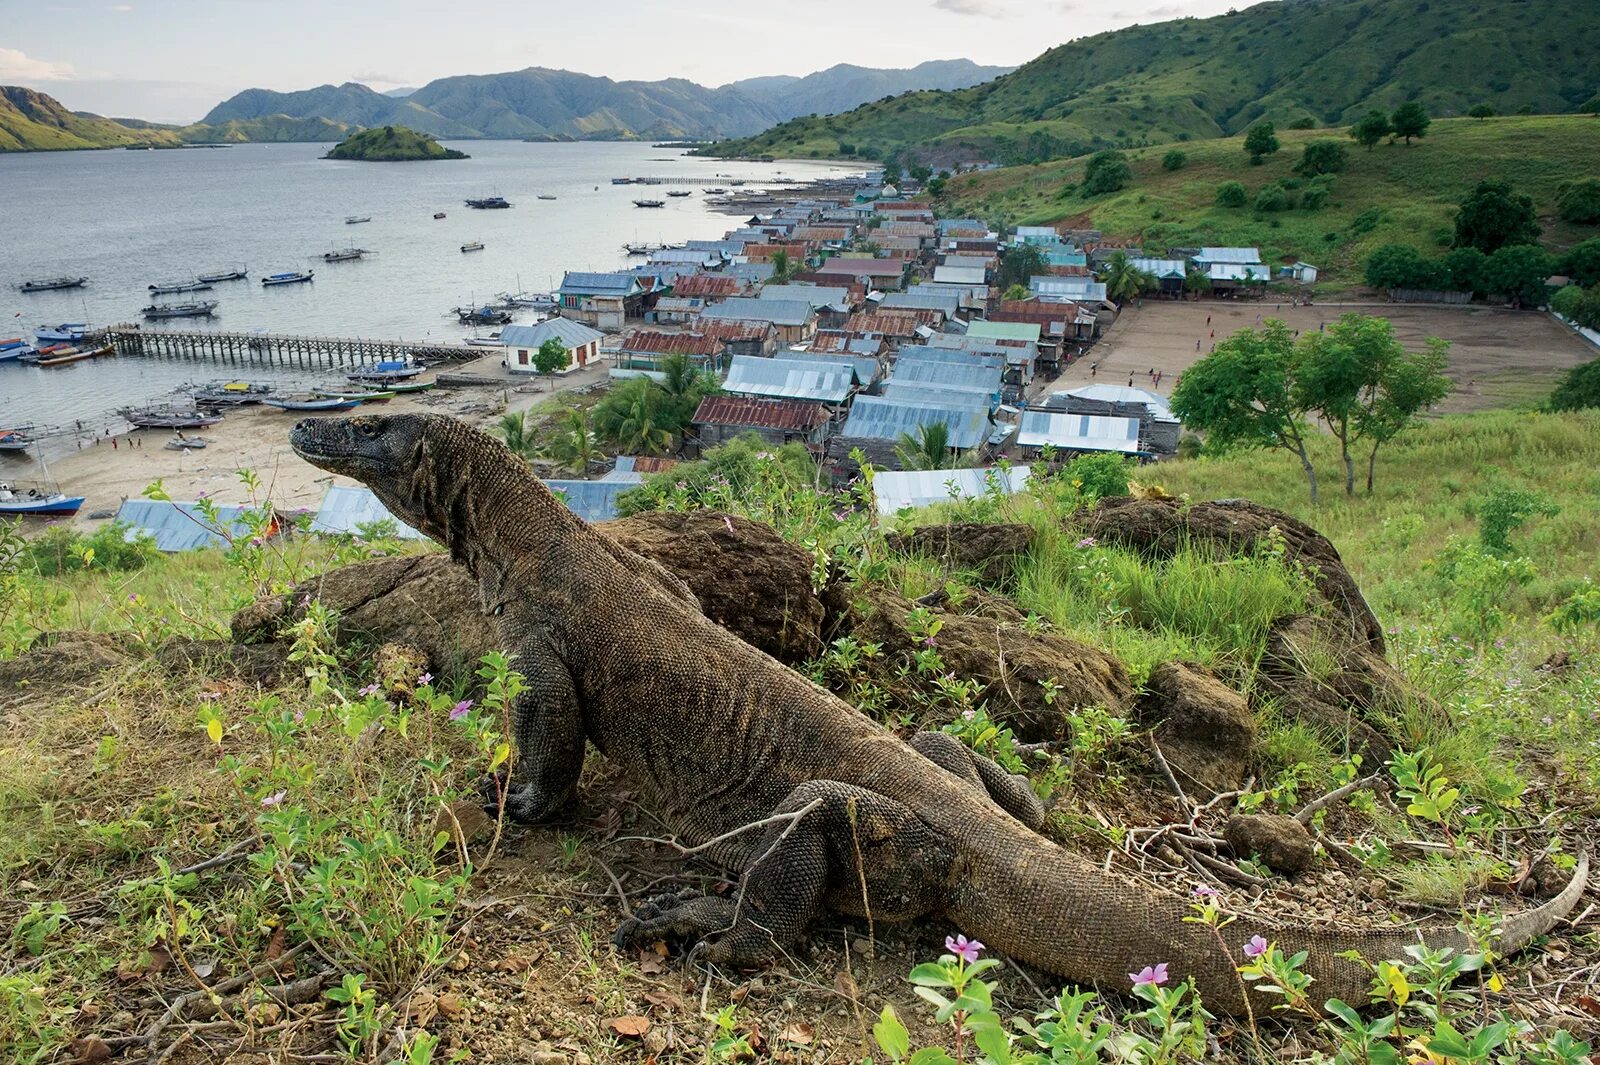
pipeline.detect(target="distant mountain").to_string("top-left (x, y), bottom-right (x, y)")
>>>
top-left (713, 0), bottom-right (1600, 164)
top-left (0, 86), bottom-right (178, 151)
top-left (381, 87), bottom-right (418, 98)
top-left (193, 60), bottom-right (1012, 142)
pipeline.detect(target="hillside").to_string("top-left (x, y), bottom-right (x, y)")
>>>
top-left (948, 115), bottom-right (1600, 286)
top-left (195, 60), bottom-right (1012, 143)
top-left (323, 125), bottom-right (467, 161)
top-left (0, 86), bottom-right (178, 151)
top-left (713, 0), bottom-right (1599, 163)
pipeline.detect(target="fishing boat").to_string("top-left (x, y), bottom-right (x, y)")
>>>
top-left (0, 428), bottom-right (34, 452)
top-left (456, 305), bottom-right (510, 326)
top-left (148, 279), bottom-right (213, 294)
top-left (465, 333), bottom-right (502, 347)
top-left (198, 267), bottom-right (248, 283)
top-left (322, 248), bottom-right (368, 263)
top-left (498, 291), bottom-right (555, 310)
top-left (345, 215), bottom-right (371, 224)
top-left (142, 300), bottom-right (218, 320)
top-left (433, 211), bottom-right (447, 219)
top-left (262, 270), bottom-right (314, 286)
top-left (0, 484), bottom-right (85, 516)
top-left (702, 187), bottom-right (727, 194)
top-left (537, 194), bottom-right (558, 201)
top-left (0, 339), bottom-right (34, 364)
top-left (611, 178), bottom-right (635, 185)
top-left (633, 199), bottom-right (665, 208)
top-left (264, 395), bottom-right (363, 412)
top-left (461, 241), bottom-right (485, 253)
top-left (347, 359), bottom-right (424, 384)
top-left (120, 405), bottom-right (224, 429)
top-left (19, 277), bottom-right (88, 293)
top-left (193, 381), bottom-right (273, 405)
top-left (666, 190), bottom-right (692, 198)
top-left (622, 241), bottom-right (674, 255)
top-left (35, 323), bottom-right (88, 343)
top-left (385, 379), bottom-right (435, 394)
top-left (465, 196), bottom-right (511, 209)
top-left (164, 437), bottom-right (208, 451)
top-left (38, 344), bottom-right (113, 367)
top-left (314, 388), bottom-right (396, 402)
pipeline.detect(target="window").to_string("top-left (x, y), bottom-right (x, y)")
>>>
top-left (518, 349), bottom-right (529, 365)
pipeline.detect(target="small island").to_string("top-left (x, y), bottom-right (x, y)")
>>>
top-left (323, 125), bottom-right (468, 161)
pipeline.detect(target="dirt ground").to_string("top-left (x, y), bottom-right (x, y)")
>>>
top-left (1043, 300), bottom-right (1598, 413)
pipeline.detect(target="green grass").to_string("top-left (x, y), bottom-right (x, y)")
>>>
top-left (947, 115), bottom-right (1600, 286)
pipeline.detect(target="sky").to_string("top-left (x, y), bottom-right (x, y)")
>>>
top-left (2, 0), bottom-right (1244, 124)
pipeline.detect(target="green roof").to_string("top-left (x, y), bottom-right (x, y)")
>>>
top-left (966, 320), bottom-right (1042, 342)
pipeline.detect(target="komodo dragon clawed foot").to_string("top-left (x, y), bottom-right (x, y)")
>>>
top-left (907, 732), bottom-right (1046, 830)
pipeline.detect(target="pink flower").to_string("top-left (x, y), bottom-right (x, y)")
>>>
top-left (1243, 935), bottom-right (1269, 959)
top-left (417, 672), bottom-right (434, 686)
top-left (1191, 884), bottom-right (1219, 899)
top-left (961, 708), bottom-right (977, 721)
top-left (1129, 963), bottom-right (1169, 987)
top-left (358, 683), bottom-right (380, 697)
top-left (945, 934), bottom-right (983, 964)
top-left (449, 699), bottom-right (474, 721)
top-left (1076, 536), bottom-right (1097, 549)
top-left (260, 790), bottom-right (287, 808)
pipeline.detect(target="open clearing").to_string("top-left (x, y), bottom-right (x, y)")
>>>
top-left (1051, 301), bottom-right (1598, 413)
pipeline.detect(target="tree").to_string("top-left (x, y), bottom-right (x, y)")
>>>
top-left (1560, 238), bottom-right (1600, 287)
top-left (1364, 244), bottom-right (1447, 291)
top-left (1162, 149), bottom-right (1187, 171)
top-left (1389, 102), bottom-right (1430, 144)
top-left (656, 352), bottom-right (719, 427)
top-left (1557, 179), bottom-right (1600, 224)
top-left (1443, 246), bottom-right (1489, 294)
top-left (1183, 266), bottom-right (1212, 296)
top-left (544, 407), bottom-right (598, 475)
top-left (769, 249), bottom-right (798, 284)
top-left (996, 243), bottom-right (1048, 292)
top-left (1468, 104), bottom-right (1496, 120)
top-left (880, 159), bottom-right (902, 187)
top-left (1244, 122), bottom-right (1279, 164)
top-left (1100, 250), bottom-right (1156, 303)
top-left (1549, 358), bottom-right (1600, 412)
top-left (1002, 282), bottom-right (1031, 301)
top-left (1349, 110), bottom-right (1391, 151)
top-left (1295, 140), bottom-right (1347, 176)
top-left (909, 162), bottom-right (933, 185)
top-left (1082, 150), bottom-right (1132, 195)
top-left (1483, 244), bottom-right (1555, 306)
top-left (1215, 181), bottom-right (1248, 208)
top-left (492, 411), bottom-right (540, 462)
top-left (1453, 180), bottom-right (1542, 253)
top-left (893, 421), bottom-right (970, 471)
top-left (1354, 337), bottom-right (1452, 494)
top-left (1550, 282), bottom-right (1600, 329)
top-left (592, 377), bottom-right (674, 455)
top-left (1169, 322), bottom-right (1322, 500)
top-left (531, 337), bottom-right (569, 389)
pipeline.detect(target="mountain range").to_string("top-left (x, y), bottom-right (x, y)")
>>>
top-left (714, 0), bottom-right (1600, 164)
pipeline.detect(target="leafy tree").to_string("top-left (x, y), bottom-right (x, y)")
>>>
top-left (1561, 238), bottom-right (1600, 286)
top-left (1354, 336), bottom-right (1452, 494)
top-left (1453, 180), bottom-right (1542, 253)
top-left (1099, 250), bottom-right (1156, 303)
top-left (1557, 179), bottom-right (1600, 224)
top-left (1161, 149), bottom-right (1187, 171)
top-left (769, 249), bottom-right (798, 284)
top-left (1244, 121), bottom-right (1279, 164)
top-left (1443, 246), bottom-right (1489, 294)
top-left (543, 407), bottom-right (598, 474)
top-left (1389, 102), bottom-right (1430, 144)
top-left (1215, 181), bottom-right (1248, 207)
top-left (1288, 117), bottom-right (1316, 130)
top-left (1254, 183), bottom-right (1293, 212)
top-left (1295, 140), bottom-right (1347, 176)
top-left (893, 421), bottom-right (971, 470)
top-left (493, 411), bottom-right (540, 462)
top-left (592, 377), bottom-right (675, 455)
top-left (1183, 266), bottom-right (1212, 295)
top-left (880, 160), bottom-right (902, 187)
top-left (996, 243), bottom-right (1048, 291)
top-left (1584, 93), bottom-right (1600, 117)
top-left (1349, 109), bottom-right (1391, 151)
top-left (618, 434), bottom-right (817, 517)
top-left (1477, 482), bottom-right (1559, 555)
top-left (1082, 150), bottom-right (1132, 195)
top-left (1002, 282), bottom-right (1031, 301)
top-left (1548, 357), bottom-right (1600, 411)
top-left (909, 162), bottom-right (933, 185)
top-left (656, 352), bottom-right (720, 426)
top-left (1170, 322), bottom-right (1321, 500)
top-left (1468, 104), bottom-right (1496, 120)
top-left (1550, 281), bottom-right (1600, 329)
top-left (1364, 244), bottom-right (1446, 290)
top-left (530, 337), bottom-right (569, 389)
top-left (1483, 244), bottom-right (1556, 306)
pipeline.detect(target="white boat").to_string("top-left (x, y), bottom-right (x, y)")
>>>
top-left (461, 241), bottom-right (485, 253)
top-left (262, 270), bottom-right (314, 286)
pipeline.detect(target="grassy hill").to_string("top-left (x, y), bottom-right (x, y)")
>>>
top-left (0, 86), bottom-right (179, 151)
top-left (713, 0), bottom-right (1599, 163)
top-left (946, 115), bottom-right (1600, 286)
top-left (323, 124), bottom-right (468, 161)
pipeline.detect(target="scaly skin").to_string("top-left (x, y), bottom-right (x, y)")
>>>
top-left (290, 413), bottom-right (1588, 1015)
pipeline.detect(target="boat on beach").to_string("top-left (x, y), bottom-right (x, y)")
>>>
top-left (148, 279), bottom-right (213, 294)
top-left (121, 405), bottom-right (224, 429)
top-left (0, 483), bottom-right (85, 516)
top-left (348, 359), bottom-right (424, 384)
top-left (384, 379), bottom-right (435, 394)
top-left (465, 196), bottom-right (511, 209)
top-left (0, 427), bottom-right (35, 452)
top-left (142, 300), bottom-right (218, 320)
top-left (322, 248), bottom-right (368, 263)
top-left (262, 270), bottom-right (314, 286)
top-left (193, 381), bottom-right (273, 405)
top-left (198, 267), bottom-right (248, 283)
top-left (314, 388), bottom-right (396, 402)
top-left (265, 395), bottom-right (363, 412)
top-left (164, 437), bottom-right (208, 450)
top-left (461, 241), bottom-right (485, 253)
top-left (19, 277), bottom-right (88, 293)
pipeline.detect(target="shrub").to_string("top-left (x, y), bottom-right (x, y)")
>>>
top-left (1348, 206), bottom-right (1384, 234)
top-left (1295, 140), bottom-right (1347, 176)
top-left (1364, 244), bottom-right (1447, 290)
top-left (1561, 238), bottom-right (1600, 286)
top-left (1060, 452), bottom-right (1132, 501)
top-left (1548, 357), bottom-right (1600, 412)
top-left (1557, 179), bottom-right (1600, 225)
top-left (1161, 149), bottom-right (1187, 171)
top-left (1476, 482), bottom-right (1559, 555)
top-left (1215, 180), bottom-right (1248, 207)
top-left (1254, 182), bottom-right (1294, 212)
top-left (1468, 104), bottom-right (1495, 119)
top-left (1289, 116), bottom-right (1316, 129)
top-left (23, 521), bottom-right (162, 578)
top-left (1082, 149), bottom-right (1132, 195)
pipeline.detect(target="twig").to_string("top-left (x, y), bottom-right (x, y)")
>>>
top-left (1294, 772), bottom-right (1382, 825)
top-left (590, 854), bottom-right (634, 918)
top-left (1191, 850), bottom-right (1271, 888)
top-left (169, 845), bottom-right (255, 878)
top-left (614, 797), bottom-right (824, 859)
top-left (1148, 738), bottom-right (1194, 822)
top-left (142, 941), bottom-right (311, 1043)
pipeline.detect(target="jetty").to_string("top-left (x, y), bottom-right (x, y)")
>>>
top-left (98, 325), bottom-right (472, 370)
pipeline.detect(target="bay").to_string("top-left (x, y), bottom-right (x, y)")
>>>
top-left (1, 141), bottom-right (858, 429)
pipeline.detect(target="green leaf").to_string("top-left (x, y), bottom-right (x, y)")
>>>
top-left (908, 1050), bottom-right (960, 1065)
top-left (872, 1005), bottom-right (910, 1062)
top-left (907, 963), bottom-right (955, 987)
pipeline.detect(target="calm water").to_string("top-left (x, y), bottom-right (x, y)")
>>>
top-left (1, 141), bottom-right (857, 428)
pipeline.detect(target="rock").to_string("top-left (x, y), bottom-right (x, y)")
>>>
top-left (885, 523), bottom-right (1035, 586)
top-left (152, 638), bottom-right (294, 687)
top-left (848, 586), bottom-right (1132, 740)
top-left (0, 632), bottom-right (131, 710)
top-left (1083, 497), bottom-right (1385, 651)
top-left (1224, 814), bottom-right (1317, 876)
top-left (435, 800), bottom-right (496, 849)
top-left (1136, 661), bottom-right (1255, 794)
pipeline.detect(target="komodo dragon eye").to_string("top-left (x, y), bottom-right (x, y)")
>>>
top-left (355, 422), bottom-right (378, 437)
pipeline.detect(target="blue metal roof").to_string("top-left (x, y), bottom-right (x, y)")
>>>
top-left (544, 479), bottom-right (640, 523)
top-left (840, 395), bottom-right (992, 449)
top-left (309, 485), bottom-right (426, 539)
top-left (559, 271), bottom-right (639, 296)
top-left (873, 465), bottom-right (1032, 516)
top-left (723, 354), bottom-right (855, 403)
top-left (114, 499), bottom-right (259, 553)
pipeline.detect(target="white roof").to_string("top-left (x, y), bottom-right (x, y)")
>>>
top-left (1054, 383), bottom-right (1177, 420)
top-left (1016, 412), bottom-right (1141, 452)
top-left (310, 485), bottom-right (425, 539)
top-left (933, 265), bottom-right (988, 286)
top-left (1207, 263), bottom-right (1268, 282)
top-left (1030, 276), bottom-right (1108, 302)
top-left (1198, 247), bottom-right (1263, 264)
top-left (873, 465), bottom-right (1033, 516)
top-left (1128, 258), bottom-right (1188, 277)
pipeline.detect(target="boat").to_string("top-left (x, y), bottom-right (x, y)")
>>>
top-left (0, 339), bottom-right (34, 365)
top-left (385, 379), bottom-right (436, 394)
top-left (611, 178), bottom-right (635, 185)
top-left (314, 388), bottom-right (396, 402)
top-left (666, 190), bottom-right (692, 198)
top-left (702, 187), bottom-right (727, 194)
top-left (120, 405), bottom-right (224, 429)
top-left (461, 241), bottom-right (485, 253)
top-left (35, 323), bottom-right (88, 343)
top-left (142, 300), bottom-right (218, 320)
top-left (465, 196), bottom-right (511, 209)
top-left (38, 344), bottom-right (113, 367)
top-left (456, 305), bottom-right (510, 326)
top-left (0, 428), bottom-right (34, 452)
top-left (347, 359), bottom-right (424, 384)
top-left (148, 279), bottom-right (213, 294)
top-left (0, 484), bottom-right (84, 516)
top-left (498, 291), bottom-right (555, 310)
top-left (633, 199), bottom-right (665, 208)
top-left (164, 437), bottom-right (208, 451)
top-left (262, 270), bottom-right (314, 286)
top-left (465, 334), bottom-right (503, 347)
top-left (18, 277), bottom-right (88, 293)
top-left (193, 381), bottom-right (273, 405)
top-left (264, 395), bottom-right (363, 412)
top-left (433, 211), bottom-right (447, 219)
top-left (322, 248), bottom-right (368, 263)
top-left (345, 215), bottom-right (371, 224)
top-left (197, 267), bottom-right (248, 283)
top-left (537, 194), bottom-right (558, 201)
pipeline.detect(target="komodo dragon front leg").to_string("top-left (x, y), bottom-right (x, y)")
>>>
top-left (614, 780), bottom-right (957, 966)
top-left (481, 629), bottom-right (587, 824)
top-left (906, 732), bottom-right (1045, 830)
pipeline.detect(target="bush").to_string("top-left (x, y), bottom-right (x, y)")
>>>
top-left (1561, 238), bottom-right (1600, 286)
top-left (1548, 357), bottom-right (1600, 411)
top-left (23, 521), bottom-right (162, 578)
top-left (1468, 104), bottom-right (1495, 119)
top-left (1082, 149), bottom-right (1132, 195)
top-left (1215, 180), bottom-right (1248, 207)
top-left (1244, 121), bottom-right (1279, 163)
top-left (1348, 206), bottom-right (1384, 235)
top-left (1483, 244), bottom-right (1555, 305)
top-left (1476, 483), bottom-right (1559, 556)
top-left (1295, 140), bottom-right (1347, 176)
top-left (1288, 117), bottom-right (1316, 129)
top-left (1161, 149), bottom-right (1187, 171)
top-left (1557, 179), bottom-right (1600, 225)
top-left (1254, 182), bottom-right (1294, 212)
top-left (1060, 452), bottom-right (1132, 501)
top-left (1444, 246), bottom-right (1489, 294)
top-left (1364, 244), bottom-right (1447, 290)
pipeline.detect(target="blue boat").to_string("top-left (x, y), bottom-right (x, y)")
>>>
top-left (0, 484), bottom-right (85, 515)
top-left (36, 322), bottom-right (88, 343)
top-left (0, 341), bottom-right (34, 365)
top-left (262, 270), bottom-right (314, 287)
top-left (264, 395), bottom-right (362, 412)
top-left (347, 359), bottom-right (424, 384)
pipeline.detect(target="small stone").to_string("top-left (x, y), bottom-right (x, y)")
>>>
top-left (1225, 814), bottom-right (1317, 876)
top-left (527, 1052), bottom-right (567, 1065)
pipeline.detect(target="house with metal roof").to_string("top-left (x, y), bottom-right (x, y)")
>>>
top-left (835, 395), bottom-right (994, 469)
top-left (1014, 411), bottom-right (1142, 455)
top-left (879, 290), bottom-right (962, 317)
top-left (543, 478), bottom-right (641, 524)
top-left (700, 298), bottom-right (818, 343)
top-left (757, 284), bottom-right (851, 310)
top-left (1030, 276), bottom-right (1109, 303)
top-left (1013, 225), bottom-right (1064, 247)
top-left (887, 358), bottom-right (1003, 404)
top-left (932, 265), bottom-right (988, 287)
top-left (501, 318), bottom-right (605, 373)
top-left (692, 395), bottom-right (832, 450)
top-left (722, 354), bottom-right (858, 404)
top-left (1041, 246), bottom-right (1088, 268)
top-left (557, 271), bottom-right (648, 331)
top-left (725, 261), bottom-right (777, 285)
top-left (649, 248), bottom-right (722, 269)
top-left (1128, 258), bottom-right (1189, 297)
top-left (114, 498), bottom-right (267, 553)
top-left (812, 257), bottom-right (909, 290)
top-left (1041, 384), bottom-right (1182, 453)
top-left (966, 320), bottom-right (1041, 345)
top-left (613, 329), bottom-right (729, 377)
top-left (1194, 247), bottom-right (1263, 267)
top-left (309, 485), bottom-right (425, 540)
top-left (873, 465), bottom-right (1032, 516)
top-left (685, 239), bottom-right (747, 257)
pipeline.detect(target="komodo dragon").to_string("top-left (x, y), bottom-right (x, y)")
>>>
top-left (290, 413), bottom-right (1588, 1015)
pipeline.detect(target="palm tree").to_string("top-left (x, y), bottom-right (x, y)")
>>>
top-left (769, 249), bottom-right (797, 284)
top-left (544, 407), bottom-right (598, 475)
top-left (1183, 266), bottom-right (1213, 298)
top-left (893, 421), bottom-right (972, 471)
top-left (594, 378), bottom-right (674, 456)
top-left (1100, 250), bottom-right (1157, 304)
top-left (492, 411), bottom-right (539, 462)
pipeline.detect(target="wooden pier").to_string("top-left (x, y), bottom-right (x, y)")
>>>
top-left (99, 325), bottom-right (473, 369)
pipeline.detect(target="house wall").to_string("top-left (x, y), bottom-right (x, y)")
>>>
top-left (507, 337), bottom-right (599, 374)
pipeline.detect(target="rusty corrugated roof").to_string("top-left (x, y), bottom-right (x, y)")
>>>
top-left (692, 395), bottom-right (831, 432)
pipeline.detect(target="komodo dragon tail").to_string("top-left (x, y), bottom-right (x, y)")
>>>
top-left (949, 842), bottom-right (1588, 1015)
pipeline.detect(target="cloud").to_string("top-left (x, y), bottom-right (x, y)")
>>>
top-left (110, 4), bottom-right (134, 11)
top-left (352, 70), bottom-right (408, 88)
top-left (933, 0), bottom-right (1010, 16)
top-left (0, 47), bottom-right (78, 82)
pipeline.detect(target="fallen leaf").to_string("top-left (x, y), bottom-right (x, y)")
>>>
top-left (605, 1015), bottom-right (651, 1037)
top-left (834, 970), bottom-right (860, 1000)
top-left (70, 1037), bottom-right (111, 1063)
top-left (1575, 995), bottom-right (1600, 1018)
top-left (636, 949), bottom-right (665, 975)
top-left (730, 983), bottom-right (751, 1003)
top-left (435, 992), bottom-right (464, 1019)
top-left (779, 1022), bottom-right (815, 1046)
top-left (744, 1019), bottom-right (765, 1051)
top-left (447, 950), bottom-right (470, 971)
top-left (643, 989), bottom-right (687, 1013)
top-left (192, 959), bottom-right (216, 980)
top-left (404, 988), bottom-right (439, 1027)
top-left (265, 926), bottom-right (287, 963)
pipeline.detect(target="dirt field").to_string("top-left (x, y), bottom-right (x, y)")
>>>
top-left (1043, 301), bottom-right (1598, 413)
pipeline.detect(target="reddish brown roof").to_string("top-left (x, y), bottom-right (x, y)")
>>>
top-left (1042, 264), bottom-right (1093, 277)
top-left (692, 395), bottom-right (830, 432)
top-left (809, 330), bottom-right (886, 356)
top-left (630, 456), bottom-right (679, 473)
top-left (744, 243), bottom-right (808, 261)
top-left (791, 227), bottom-right (851, 242)
top-left (814, 258), bottom-right (906, 279)
top-left (619, 330), bottom-right (724, 357)
top-left (696, 319), bottom-right (773, 343)
top-left (845, 312), bottom-right (924, 337)
top-left (673, 274), bottom-right (741, 299)
top-left (952, 239), bottom-right (999, 253)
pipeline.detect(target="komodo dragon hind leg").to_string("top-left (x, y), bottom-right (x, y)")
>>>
top-left (907, 732), bottom-right (1046, 830)
top-left (613, 781), bottom-right (955, 968)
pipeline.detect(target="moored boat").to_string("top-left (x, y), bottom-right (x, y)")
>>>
top-left (465, 196), bottom-right (511, 209)
top-left (36, 323), bottom-right (88, 343)
top-left (666, 190), bottom-right (691, 197)
top-left (314, 388), bottom-right (396, 402)
top-left (148, 279), bottom-right (213, 294)
top-left (456, 305), bottom-right (510, 326)
top-left (198, 267), bottom-right (248, 283)
top-left (322, 248), bottom-right (368, 263)
top-left (345, 215), bottom-right (371, 224)
top-left (19, 277), bottom-right (88, 293)
top-left (433, 211), bottom-right (447, 219)
top-left (142, 300), bottom-right (218, 320)
top-left (347, 359), bottom-right (424, 384)
top-left (38, 344), bottom-right (113, 367)
top-left (498, 291), bottom-right (555, 310)
top-left (633, 199), bottom-right (665, 208)
top-left (537, 194), bottom-right (557, 200)
top-left (120, 405), bottom-right (224, 429)
top-left (0, 339), bottom-right (34, 364)
top-left (262, 270), bottom-right (314, 286)
top-left (0, 484), bottom-right (84, 515)
top-left (461, 241), bottom-right (485, 253)
top-left (0, 427), bottom-right (35, 452)
top-left (264, 395), bottom-right (363, 412)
